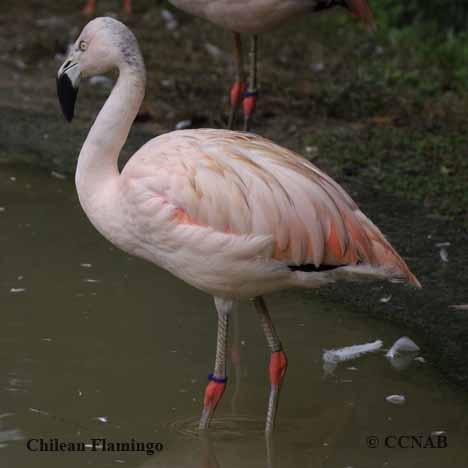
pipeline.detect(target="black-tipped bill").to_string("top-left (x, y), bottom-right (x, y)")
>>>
top-left (56, 64), bottom-right (80, 122)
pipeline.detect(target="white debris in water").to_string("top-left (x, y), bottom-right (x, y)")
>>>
top-left (80, 263), bottom-right (92, 268)
top-left (431, 430), bottom-right (446, 436)
top-left (10, 288), bottom-right (26, 293)
top-left (17, 275), bottom-right (23, 280)
top-left (449, 304), bottom-right (468, 311)
top-left (175, 119), bottom-right (192, 130)
top-left (41, 338), bottom-right (52, 342)
top-left (436, 242), bottom-right (450, 262)
top-left (414, 356), bottom-right (426, 363)
top-left (323, 339), bottom-right (383, 374)
top-left (83, 278), bottom-right (100, 283)
top-left (386, 337), bottom-right (420, 359)
top-left (51, 171), bottom-right (66, 180)
top-left (324, 340), bottom-right (383, 363)
top-left (95, 416), bottom-right (108, 423)
top-left (386, 337), bottom-right (421, 370)
top-left (29, 407), bottom-right (49, 416)
top-left (161, 9), bottom-right (178, 31)
top-left (0, 207), bottom-right (5, 212)
top-left (380, 294), bottom-right (392, 303)
top-left (346, 366), bottom-right (358, 371)
top-left (10, 177), bottom-right (16, 182)
top-left (386, 394), bottom-right (406, 405)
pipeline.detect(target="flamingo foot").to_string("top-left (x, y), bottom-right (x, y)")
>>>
top-left (266, 350), bottom-right (287, 433)
top-left (199, 376), bottom-right (227, 429)
top-left (242, 90), bottom-right (258, 132)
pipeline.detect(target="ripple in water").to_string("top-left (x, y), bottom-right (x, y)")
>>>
top-left (166, 413), bottom-right (311, 441)
top-left (166, 414), bottom-right (266, 440)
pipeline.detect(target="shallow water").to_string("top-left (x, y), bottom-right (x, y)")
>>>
top-left (1, 166), bottom-right (467, 468)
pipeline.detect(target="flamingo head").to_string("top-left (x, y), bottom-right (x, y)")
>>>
top-left (56, 17), bottom-right (143, 122)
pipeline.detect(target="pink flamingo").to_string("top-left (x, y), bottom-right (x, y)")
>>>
top-left (168, 0), bottom-right (375, 129)
top-left (82, 0), bottom-right (132, 16)
top-left (56, 18), bottom-right (420, 432)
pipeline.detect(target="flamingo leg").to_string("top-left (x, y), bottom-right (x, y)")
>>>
top-left (228, 33), bottom-right (246, 130)
top-left (199, 297), bottom-right (233, 430)
top-left (229, 306), bottom-right (242, 414)
top-left (254, 296), bottom-right (287, 433)
top-left (82, 0), bottom-right (96, 16)
top-left (123, 0), bottom-right (132, 15)
top-left (243, 35), bottom-right (258, 132)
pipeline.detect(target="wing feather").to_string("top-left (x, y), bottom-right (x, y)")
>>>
top-left (124, 129), bottom-right (419, 286)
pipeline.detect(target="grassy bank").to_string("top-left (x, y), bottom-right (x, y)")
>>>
top-left (305, 2), bottom-right (468, 228)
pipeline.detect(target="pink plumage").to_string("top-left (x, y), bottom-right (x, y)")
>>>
top-left (122, 129), bottom-right (420, 294)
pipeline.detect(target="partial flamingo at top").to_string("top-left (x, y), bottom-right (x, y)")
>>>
top-left (168, 0), bottom-right (376, 130)
top-left (169, 0), bottom-right (375, 35)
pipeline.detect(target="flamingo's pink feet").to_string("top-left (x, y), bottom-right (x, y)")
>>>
top-left (269, 350), bottom-right (287, 386)
top-left (242, 91), bottom-right (258, 131)
top-left (199, 375), bottom-right (227, 429)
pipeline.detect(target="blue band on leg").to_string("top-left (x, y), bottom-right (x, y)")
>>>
top-left (243, 90), bottom-right (258, 98)
top-left (208, 373), bottom-right (228, 384)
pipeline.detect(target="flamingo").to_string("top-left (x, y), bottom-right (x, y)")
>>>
top-left (56, 18), bottom-right (420, 433)
top-left (82, 0), bottom-right (132, 16)
top-left (168, 0), bottom-right (375, 130)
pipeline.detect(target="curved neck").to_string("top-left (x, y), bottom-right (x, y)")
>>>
top-left (75, 64), bottom-right (145, 203)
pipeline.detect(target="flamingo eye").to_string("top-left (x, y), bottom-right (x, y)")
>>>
top-left (79, 40), bottom-right (88, 51)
